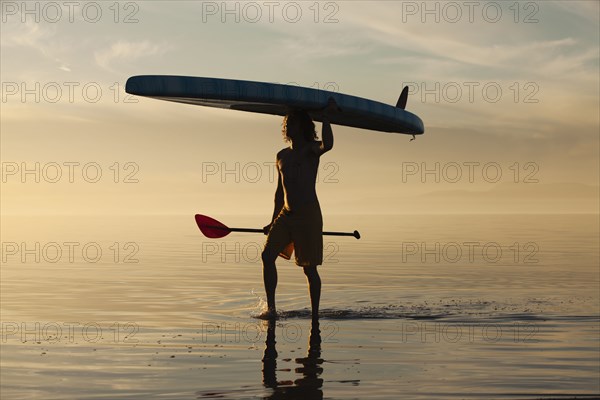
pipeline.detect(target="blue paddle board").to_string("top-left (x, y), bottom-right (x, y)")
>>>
top-left (125, 75), bottom-right (424, 135)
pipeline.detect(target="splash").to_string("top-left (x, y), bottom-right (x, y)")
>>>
top-left (246, 297), bottom-right (599, 322)
top-left (249, 290), bottom-right (295, 320)
top-left (249, 289), bottom-right (278, 319)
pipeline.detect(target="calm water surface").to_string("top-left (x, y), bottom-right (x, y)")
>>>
top-left (1, 214), bottom-right (598, 399)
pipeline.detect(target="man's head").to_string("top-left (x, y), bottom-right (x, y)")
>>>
top-left (282, 109), bottom-right (317, 143)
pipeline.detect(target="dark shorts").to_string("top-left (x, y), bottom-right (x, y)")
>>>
top-left (264, 202), bottom-right (323, 267)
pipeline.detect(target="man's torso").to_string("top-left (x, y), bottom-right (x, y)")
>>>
top-left (277, 144), bottom-right (320, 211)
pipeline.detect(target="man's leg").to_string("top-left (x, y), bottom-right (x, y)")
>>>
top-left (261, 249), bottom-right (279, 317)
top-left (303, 265), bottom-right (321, 320)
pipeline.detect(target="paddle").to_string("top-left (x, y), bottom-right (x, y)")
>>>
top-left (195, 214), bottom-right (360, 240)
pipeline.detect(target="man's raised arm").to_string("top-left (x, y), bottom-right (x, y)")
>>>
top-left (316, 98), bottom-right (338, 155)
top-left (320, 117), bottom-right (334, 154)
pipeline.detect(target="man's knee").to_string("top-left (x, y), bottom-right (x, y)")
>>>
top-left (262, 248), bottom-right (278, 265)
top-left (303, 265), bottom-right (319, 277)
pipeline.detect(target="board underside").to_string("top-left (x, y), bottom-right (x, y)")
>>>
top-left (125, 75), bottom-right (425, 135)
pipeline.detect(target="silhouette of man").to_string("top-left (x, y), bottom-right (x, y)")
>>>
top-left (261, 99), bottom-right (337, 320)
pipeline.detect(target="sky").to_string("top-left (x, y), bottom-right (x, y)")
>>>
top-left (1, 0), bottom-right (599, 216)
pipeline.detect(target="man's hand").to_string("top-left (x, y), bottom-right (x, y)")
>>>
top-left (323, 97), bottom-right (341, 117)
top-left (263, 223), bottom-right (272, 235)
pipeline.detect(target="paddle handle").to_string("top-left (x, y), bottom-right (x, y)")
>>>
top-left (229, 227), bottom-right (264, 234)
top-left (323, 230), bottom-right (361, 239)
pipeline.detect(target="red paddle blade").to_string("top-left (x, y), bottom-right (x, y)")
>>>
top-left (194, 214), bottom-right (231, 238)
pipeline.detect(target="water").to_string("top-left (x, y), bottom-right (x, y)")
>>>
top-left (1, 214), bottom-right (598, 399)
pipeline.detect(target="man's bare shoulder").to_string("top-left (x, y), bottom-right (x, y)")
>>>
top-left (276, 147), bottom-right (291, 159)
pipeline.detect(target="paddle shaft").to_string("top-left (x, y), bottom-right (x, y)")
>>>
top-left (204, 225), bottom-right (360, 238)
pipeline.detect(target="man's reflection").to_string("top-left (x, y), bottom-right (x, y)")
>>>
top-left (262, 319), bottom-right (323, 399)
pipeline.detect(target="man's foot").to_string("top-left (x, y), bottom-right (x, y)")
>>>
top-left (257, 308), bottom-right (278, 320)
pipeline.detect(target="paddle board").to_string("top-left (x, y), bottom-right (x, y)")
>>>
top-left (125, 75), bottom-right (424, 135)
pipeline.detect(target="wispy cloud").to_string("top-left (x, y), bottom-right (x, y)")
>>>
top-left (0, 20), bottom-right (53, 49)
top-left (357, 20), bottom-right (580, 71)
top-left (276, 35), bottom-right (368, 62)
top-left (550, 1), bottom-right (600, 23)
top-left (335, 3), bottom-right (597, 81)
top-left (94, 40), bottom-right (170, 73)
top-left (0, 20), bottom-right (71, 72)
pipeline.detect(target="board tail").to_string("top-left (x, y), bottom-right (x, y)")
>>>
top-left (396, 86), bottom-right (409, 109)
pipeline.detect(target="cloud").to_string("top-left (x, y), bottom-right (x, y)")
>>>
top-left (550, 1), bottom-right (600, 23)
top-left (94, 40), bottom-right (170, 73)
top-left (0, 20), bottom-right (53, 49)
top-left (356, 20), bottom-right (580, 71)
top-left (335, 3), bottom-right (597, 82)
top-left (536, 46), bottom-right (599, 81)
top-left (276, 34), bottom-right (367, 61)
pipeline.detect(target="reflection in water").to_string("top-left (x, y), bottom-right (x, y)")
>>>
top-left (262, 320), bottom-right (323, 399)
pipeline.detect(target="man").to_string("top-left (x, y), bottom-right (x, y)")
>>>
top-left (260, 99), bottom-right (337, 320)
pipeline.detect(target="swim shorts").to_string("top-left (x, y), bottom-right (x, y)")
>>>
top-left (264, 202), bottom-right (323, 267)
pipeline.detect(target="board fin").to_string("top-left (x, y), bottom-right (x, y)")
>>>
top-left (396, 86), bottom-right (409, 109)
